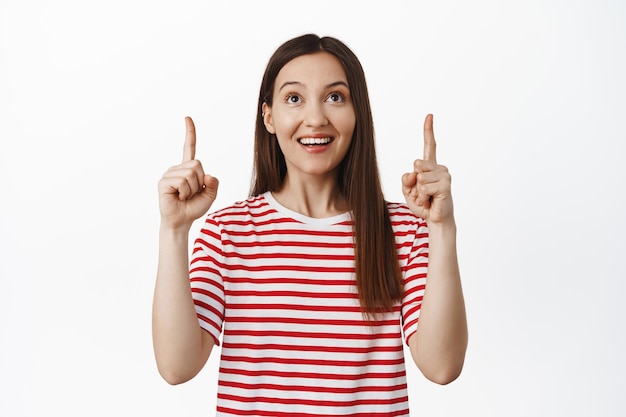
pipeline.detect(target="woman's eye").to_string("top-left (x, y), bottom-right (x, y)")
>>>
top-left (327, 93), bottom-right (344, 103)
top-left (287, 94), bottom-right (301, 103)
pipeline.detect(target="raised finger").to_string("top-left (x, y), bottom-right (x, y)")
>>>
top-left (182, 116), bottom-right (196, 162)
top-left (423, 113), bottom-right (437, 164)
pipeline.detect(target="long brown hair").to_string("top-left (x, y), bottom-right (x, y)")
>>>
top-left (250, 34), bottom-right (402, 317)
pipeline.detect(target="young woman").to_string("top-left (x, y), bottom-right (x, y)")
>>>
top-left (153, 34), bottom-right (467, 416)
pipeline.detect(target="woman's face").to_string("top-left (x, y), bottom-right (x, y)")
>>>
top-left (263, 52), bottom-right (356, 181)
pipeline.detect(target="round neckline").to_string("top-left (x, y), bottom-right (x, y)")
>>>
top-left (263, 191), bottom-right (352, 226)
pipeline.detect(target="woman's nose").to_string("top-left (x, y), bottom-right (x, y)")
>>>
top-left (303, 103), bottom-right (328, 127)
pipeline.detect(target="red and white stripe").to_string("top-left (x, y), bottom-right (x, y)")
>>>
top-left (190, 192), bottom-right (428, 416)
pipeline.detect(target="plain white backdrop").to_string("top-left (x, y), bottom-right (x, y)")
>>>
top-left (1, 0), bottom-right (625, 415)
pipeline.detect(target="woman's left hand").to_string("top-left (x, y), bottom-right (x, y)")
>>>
top-left (402, 114), bottom-right (455, 226)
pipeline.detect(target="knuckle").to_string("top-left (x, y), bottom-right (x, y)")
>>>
top-left (183, 168), bottom-right (197, 180)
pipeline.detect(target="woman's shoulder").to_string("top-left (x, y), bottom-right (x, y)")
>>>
top-left (385, 201), bottom-right (428, 235)
top-left (207, 193), bottom-right (273, 221)
top-left (386, 201), bottom-right (422, 221)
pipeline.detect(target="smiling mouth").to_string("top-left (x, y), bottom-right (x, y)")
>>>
top-left (298, 137), bottom-right (334, 146)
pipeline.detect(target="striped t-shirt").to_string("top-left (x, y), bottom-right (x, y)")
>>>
top-left (190, 191), bottom-right (428, 416)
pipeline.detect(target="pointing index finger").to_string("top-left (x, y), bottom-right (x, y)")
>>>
top-left (423, 113), bottom-right (437, 164)
top-left (183, 116), bottom-right (196, 162)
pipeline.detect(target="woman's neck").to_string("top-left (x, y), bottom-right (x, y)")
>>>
top-left (272, 172), bottom-right (349, 219)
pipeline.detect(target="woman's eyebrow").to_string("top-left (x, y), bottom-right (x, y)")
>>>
top-left (326, 81), bottom-right (349, 89)
top-left (278, 80), bottom-right (349, 92)
top-left (278, 81), bottom-right (302, 92)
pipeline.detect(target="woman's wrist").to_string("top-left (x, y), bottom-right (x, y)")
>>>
top-left (426, 217), bottom-right (457, 237)
top-left (159, 221), bottom-right (192, 241)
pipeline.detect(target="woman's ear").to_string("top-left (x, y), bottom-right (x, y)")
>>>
top-left (262, 102), bottom-right (275, 134)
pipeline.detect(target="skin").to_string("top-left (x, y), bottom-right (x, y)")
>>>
top-left (152, 53), bottom-right (467, 386)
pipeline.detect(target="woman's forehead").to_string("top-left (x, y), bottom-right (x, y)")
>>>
top-left (275, 52), bottom-right (348, 87)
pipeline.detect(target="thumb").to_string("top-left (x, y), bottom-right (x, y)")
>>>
top-left (202, 175), bottom-right (219, 201)
top-left (401, 172), bottom-right (417, 197)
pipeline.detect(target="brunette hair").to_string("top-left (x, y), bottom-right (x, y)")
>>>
top-left (250, 34), bottom-right (402, 317)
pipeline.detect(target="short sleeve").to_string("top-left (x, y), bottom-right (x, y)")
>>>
top-left (189, 216), bottom-right (226, 346)
top-left (401, 219), bottom-right (429, 345)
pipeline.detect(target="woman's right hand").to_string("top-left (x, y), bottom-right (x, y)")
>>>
top-left (158, 117), bottom-right (219, 231)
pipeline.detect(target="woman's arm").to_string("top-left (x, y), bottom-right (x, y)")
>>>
top-left (152, 227), bottom-right (215, 385)
top-left (407, 221), bottom-right (467, 384)
top-left (402, 114), bottom-right (468, 384)
top-left (152, 117), bottom-right (219, 384)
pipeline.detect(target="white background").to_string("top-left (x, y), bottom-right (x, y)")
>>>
top-left (1, 0), bottom-right (625, 415)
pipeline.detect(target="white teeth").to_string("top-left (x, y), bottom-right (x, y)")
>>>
top-left (299, 137), bottom-right (332, 145)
